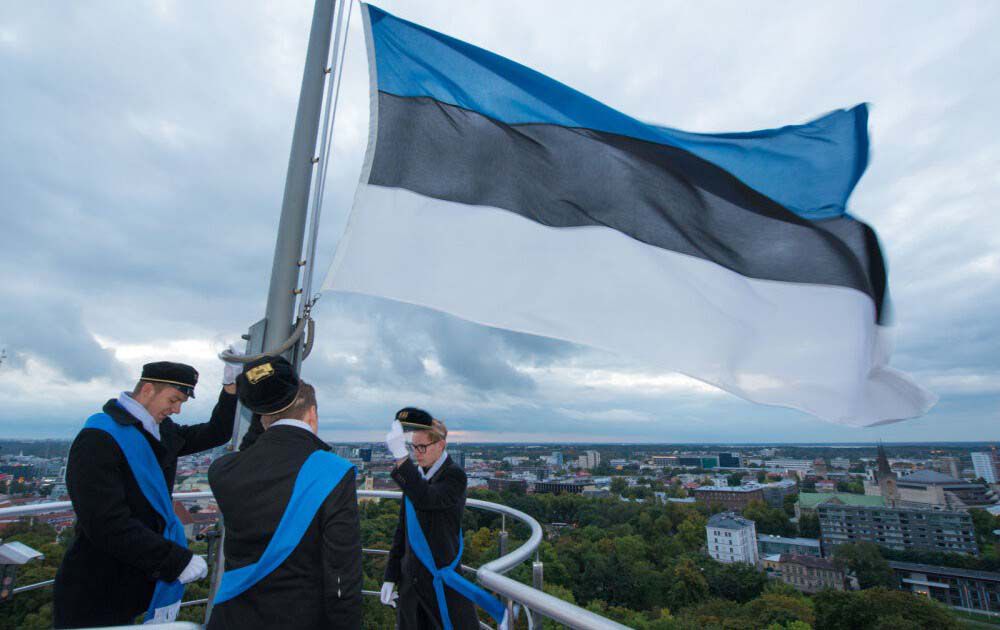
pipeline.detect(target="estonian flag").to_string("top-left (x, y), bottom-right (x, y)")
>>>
top-left (324, 4), bottom-right (936, 427)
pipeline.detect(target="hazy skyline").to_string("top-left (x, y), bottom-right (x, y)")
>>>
top-left (1, 1), bottom-right (998, 442)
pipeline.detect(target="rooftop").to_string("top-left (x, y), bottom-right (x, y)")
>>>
top-left (778, 554), bottom-right (839, 570)
top-left (888, 561), bottom-right (1000, 582)
top-left (696, 480), bottom-right (796, 493)
top-left (707, 511), bottom-right (755, 530)
top-left (798, 492), bottom-right (885, 508)
top-left (757, 534), bottom-right (821, 547)
top-left (897, 470), bottom-right (973, 486)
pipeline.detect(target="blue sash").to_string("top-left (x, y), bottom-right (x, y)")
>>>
top-left (405, 498), bottom-right (507, 629)
top-left (214, 450), bottom-right (354, 605)
top-left (84, 413), bottom-right (187, 624)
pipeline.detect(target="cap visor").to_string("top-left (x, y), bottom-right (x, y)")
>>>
top-left (400, 421), bottom-right (432, 432)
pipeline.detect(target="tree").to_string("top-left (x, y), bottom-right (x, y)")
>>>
top-left (610, 476), bottom-right (628, 495)
top-left (667, 558), bottom-right (709, 611)
top-left (813, 588), bottom-right (958, 630)
top-left (704, 560), bottom-right (766, 603)
top-left (812, 590), bottom-right (874, 630)
top-left (727, 472), bottom-right (744, 487)
top-left (832, 542), bottom-right (894, 589)
top-left (969, 508), bottom-right (999, 547)
top-left (797, 512), bottom-right (820, 538)
top-left (673, 597), bottom-right (747, 628)
top-left (782, 493), bottom-right (797, 517)
top-left (677, 513), bottom-right (707, 553)
top-left (742, 500), bottom-right (795, 537)
top-left (744, 593), bottom-right (815, 628)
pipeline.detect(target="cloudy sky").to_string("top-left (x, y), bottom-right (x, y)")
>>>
top-left (1, 1), bottom-right (997, 443)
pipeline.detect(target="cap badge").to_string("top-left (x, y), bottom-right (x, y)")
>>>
top-left (398, 411), bottom-right (408, 419)
top-left (246, 362), bottom-right (275, 384)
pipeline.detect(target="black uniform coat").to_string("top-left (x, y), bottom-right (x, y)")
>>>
top-left (386, 455), bottom-right (480, 630)
top-left (54, 389), bottom-right (237, 629)
top-left (207, 424), bottom-right (363, 630)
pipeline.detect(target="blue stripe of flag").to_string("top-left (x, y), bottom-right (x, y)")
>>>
top-left (367, 4), bottom-right (869, 220)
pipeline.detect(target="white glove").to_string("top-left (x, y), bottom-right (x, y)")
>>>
top-left (380, 581), bottom-right (398, 607)
top-left (385, 420), bottom-right (408, 459)
top-left (220, 344), bottom-right (244, 385)
top-left (178, 554), bottom-right (208, 584)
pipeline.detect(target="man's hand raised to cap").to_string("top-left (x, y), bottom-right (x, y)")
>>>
top-left (385, 420), bottom-right (408, 461)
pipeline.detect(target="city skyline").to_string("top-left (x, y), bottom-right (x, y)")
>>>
top-left (1, 2), bottom-right (998, 442)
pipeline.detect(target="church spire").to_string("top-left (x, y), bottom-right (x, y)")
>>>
top-left (875, 441), bottom-right (899, 507)
top-left (877, 442), bottom-right (892, 476)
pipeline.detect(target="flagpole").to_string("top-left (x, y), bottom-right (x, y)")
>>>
top-left (205, 0), bottom-right (342, 621)
top-left (260, 0), bottom-right (342, 363)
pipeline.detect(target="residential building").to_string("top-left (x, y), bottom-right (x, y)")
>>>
top-left (706, 512), bottom-right (758, 565)
top-left (762, 554), bottom-right (847, 593)
top-left (172, 501), bottom-right (195, 541)
top-left (765, 459), bottom-right (812, 475)
top-left (760, 479), bottom-right (798, 508)
top-left (651, 455), bottom-right (678, 468)
top-left (796, 492), bottom-right (884, 519)
top-left (818, 504), bottom-right (979, 556)
top-left (697, 480), bottom-right (797, 511)
top-left (577, 450), bottom-right (600, 470)
top-left (551, 451), bottom-right (564, 467)
top-left (831, 457), bottom-right (851, 470)
top-left (695, 485), bottom-right (764, 511)
top-left (890, 561), bottom-right (1000, 616)
top-left (972, 451), bottom-right (998, 484)
top-left (757, 534), bottom-right (822, 558)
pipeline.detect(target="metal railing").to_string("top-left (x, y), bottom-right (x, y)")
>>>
top-left (0, 490), bottom-right (627, 629)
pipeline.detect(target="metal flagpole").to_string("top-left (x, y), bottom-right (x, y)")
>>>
top-left (205, 0), bottom-right (343, 621)
top-left (261, 0), bottom-right (342, 363)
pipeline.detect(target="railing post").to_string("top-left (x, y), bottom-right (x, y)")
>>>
top-left (499, 513), bottom-right (508, 560)
top-left (531, 557), bottom-right (545, 627)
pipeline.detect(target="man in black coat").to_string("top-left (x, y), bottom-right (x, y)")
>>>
top-left (207, 357), bottom-right (362, 629)
top-left (381, 408), bottom-right (480, 629)
top-left (54, 360), bottom-right (239, 628)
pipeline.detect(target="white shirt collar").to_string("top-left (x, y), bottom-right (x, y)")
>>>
top-left (270, 418), bottom-right (316, 435)
top-left (117, 392), bottom-right (160, 441)
top-left (421, 449), bottom-right (448, 480)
